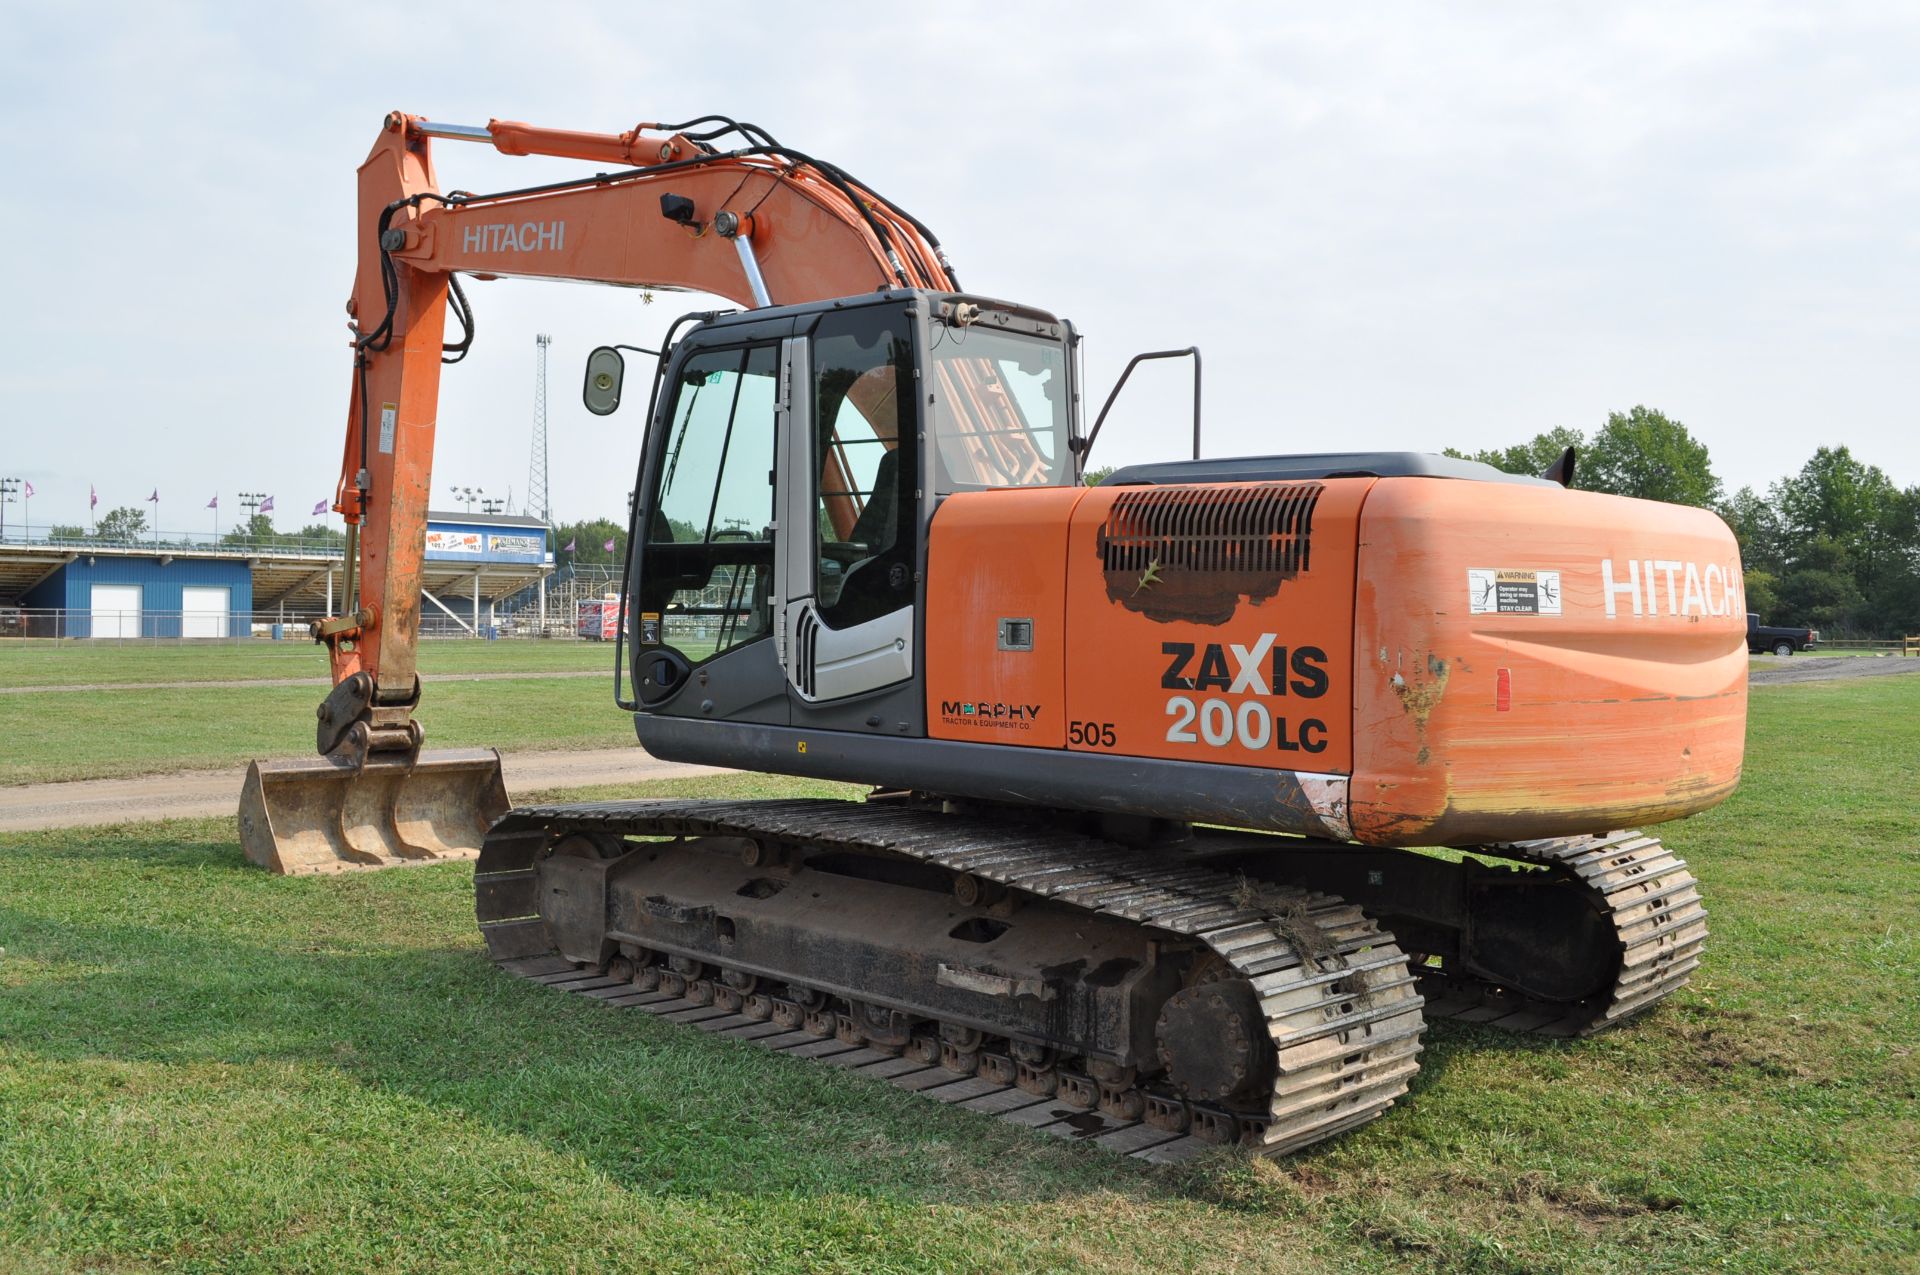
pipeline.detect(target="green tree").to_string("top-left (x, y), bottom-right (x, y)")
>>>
top-left (1772, 447), bottom-right (1907, 598)
top-left (1775, 446), bottom-right (1886, 539)
top-left (1774, 535), bottom-right (1864, 631)
top-left (1742, 568), bottom-right (1780, 621)
top-left (1445, 426), bottom-right (1585, 480)
top-left (294, 522), bottom-right (346, 548)
top-left (49, 523), bottom-right (86, 541)
top-left (210, 515), bottom-right (344, 551)
top-left (1720, 485), bottom-right (1785, 575)
top-left (1580, 406), bottom-right (1721, 507)
top-left (93, 507), bottom-right (148, 541)
top-left (220, 513), bottom-right (278, 547)
top-left (1082, 465), bottom-right (1116, 487)
top-left (1874, 561), bottom-right (1920, 639)
top-left (1857, 485), bottom-right (1920, 636)
top-left (553, 518), bottom-right (626, 566)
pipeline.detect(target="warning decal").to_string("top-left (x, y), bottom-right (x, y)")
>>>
top-left (1468, 568), bottom-right (1562, 615)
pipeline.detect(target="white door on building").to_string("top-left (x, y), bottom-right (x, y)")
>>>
top-left (90, 584), bottom-right (143, 639)
top-left (181, 586), bottom-right (232, 638)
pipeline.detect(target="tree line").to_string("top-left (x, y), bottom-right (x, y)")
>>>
top-left (51, 510), bottom-right (344, 549)
top-left (1449, 407), bottom-right (1919, 638)
top-left (550, 517), bottom-right (627, 569)
top-left (58, 414), bottom-right (1917, 637)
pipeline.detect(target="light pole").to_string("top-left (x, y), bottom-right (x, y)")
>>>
top-left (0, 478), bottom-right (18, 542)
top-left (238, 491), bottom-right (268, 544)
top-left (480, 498), bottom-right (505, 515)
top-left (448, 485), bottom-right (484, 514)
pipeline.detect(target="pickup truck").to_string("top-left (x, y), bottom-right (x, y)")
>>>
top-left (1748, 613), bottom-right (1818, 656)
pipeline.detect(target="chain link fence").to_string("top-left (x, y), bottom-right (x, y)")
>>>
top-left (0, 607), bottom-right (590, 644)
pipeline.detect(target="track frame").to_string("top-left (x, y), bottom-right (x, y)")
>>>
top-left (477, 797), bottom-right (1428, 1161)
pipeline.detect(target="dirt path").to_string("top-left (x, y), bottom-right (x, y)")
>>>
top-left (1748, 655), bottom-right (1920, 685)
top-left (6, 656), bottom-right (1905, 834)
top-left (0, 747), bottom-right (729, 833)
top-left (0, 670), bottom-right (606, 695)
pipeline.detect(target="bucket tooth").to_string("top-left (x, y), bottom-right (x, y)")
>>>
top-left (238, 748), bottom-right (509, 875)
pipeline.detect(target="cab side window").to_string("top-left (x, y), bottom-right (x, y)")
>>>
top-left (811, 310), bottom-right (916, 629)
top-left (644, 344), bottom-right (778, 661)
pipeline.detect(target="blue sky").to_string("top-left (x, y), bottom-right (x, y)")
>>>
top-left (3, 3), bottom-right (1915, 535)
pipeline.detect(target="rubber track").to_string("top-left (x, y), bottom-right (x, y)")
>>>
top-left (476, 798), bottom-right (1428, 1161)
top-left (1418, 829), bottom-right (1708, 1037)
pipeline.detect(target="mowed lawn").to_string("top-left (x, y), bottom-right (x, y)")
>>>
top-left (0, 642), bottom-right (630, 785)
top-left (0, 638), bottom-right (613, 688)
top-left (1, 684), bottom-right (1917, 1273)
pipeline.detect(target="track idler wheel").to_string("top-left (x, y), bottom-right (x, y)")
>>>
top-left (1155, 977), bottom-right (1274, 1108)
top-left (849, 1001), bottom-right (918, 1052)
top-left (1090, 1061), bottom-right (1144, 1121)
top-left (1011, 1040), bottom-right (1059, 1096)
top-left (626, 948), bottom-right (663, 992)
top-left (939, 1024), bottom-right (985, 1074)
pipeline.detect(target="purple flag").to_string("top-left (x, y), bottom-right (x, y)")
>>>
top-left (563, 538), bottom-right (576, 552)
top-left (259, 496), bottom-right (275, 513)
top-left (207, 494), bottom-right (218, 510)
top-left (90, 484), bottom-right (97, 509)
top-left (603, 538), bottom-right (616, 552)
top-left (147, 490), bottom-right (159, 503)
top-left (22, 480), bottom-right (32, 498)
top-left (312, 499), bottom-right (329, 516)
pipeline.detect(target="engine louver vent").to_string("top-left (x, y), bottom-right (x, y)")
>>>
top-left (1096, 483), bottom-right (1322, 624)
top-left (795, 607), bottom-right (820, 699)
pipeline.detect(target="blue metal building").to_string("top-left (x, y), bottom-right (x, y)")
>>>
top-left (20, 554), bottom-right (253, 638)
top-left (2, 511), bottom-right (552, 638)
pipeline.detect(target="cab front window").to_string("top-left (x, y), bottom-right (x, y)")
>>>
top-left (927, 326), bottom-right (1071, 494)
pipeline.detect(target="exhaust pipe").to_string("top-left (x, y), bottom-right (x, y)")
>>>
top-left (238, 748), bottom-right (509, 875)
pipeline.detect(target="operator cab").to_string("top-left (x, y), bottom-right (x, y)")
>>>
top-left (590, 290), bottom-right (1077, 734)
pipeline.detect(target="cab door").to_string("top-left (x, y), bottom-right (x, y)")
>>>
top-left (775, 304), bottom-right (921, 713)
top-left (629, 335), bottom-right (790, 724)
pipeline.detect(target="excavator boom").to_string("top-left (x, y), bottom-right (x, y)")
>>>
top-left (241, 111), bottom-right (955, 874)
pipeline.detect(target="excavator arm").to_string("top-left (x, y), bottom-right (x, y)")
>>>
top-left (238, 110), bottom-right (956, 873)
top-left (331, 111), bottom-right (955, 728)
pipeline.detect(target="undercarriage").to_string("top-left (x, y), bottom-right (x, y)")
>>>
top-left (475, 796), bottom-right (1705, 1162)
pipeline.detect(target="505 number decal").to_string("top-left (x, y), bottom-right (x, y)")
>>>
top-left (1068, 720), bottom-right (1117, 748)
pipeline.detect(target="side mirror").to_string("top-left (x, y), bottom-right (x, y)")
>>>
top-left (583, 346), bottom-right (626, 416)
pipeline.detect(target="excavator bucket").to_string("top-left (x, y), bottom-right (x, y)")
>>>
top-left (237, 748), bottom-right (509, 875)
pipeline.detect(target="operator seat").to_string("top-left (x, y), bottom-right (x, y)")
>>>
top-left (829, 447), bottom-right (901, 615)
top-left (846, 447), bottom-right (900, 552)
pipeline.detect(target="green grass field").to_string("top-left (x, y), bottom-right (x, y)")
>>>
top-left (1, 680), bottom-right (1916, 1272)
top-left (0, 638), bottom-right (613, 688)
top-left (0, 643), bottom-right (629, 785)
top-left (0, 680), bottom-right (635, 785)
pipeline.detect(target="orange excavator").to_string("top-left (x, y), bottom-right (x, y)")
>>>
top-left (239, 112), bottom-right (1743, 1161)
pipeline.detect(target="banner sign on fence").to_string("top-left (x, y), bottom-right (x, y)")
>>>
top-left (425, 530), bottom-right (483, 555)
top-left (487, 533), bottom-right (545, 558)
